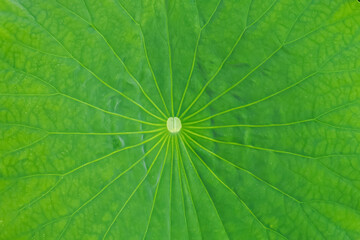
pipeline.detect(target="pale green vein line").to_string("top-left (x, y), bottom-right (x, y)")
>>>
top-left (284, 14), bottom-right (356, 46)
top-left (0, 93), bottom-right (59, 97)
top-left (179, 0), bottom-right (277, 119)
top-left (246, 0), bottom-right (278, 29)
top-left (48, 128), bottom-right (165, 135)
top-left (184, 2), bottom-right (352, 120)
top-left (63, 132), bottom-right (164, 176)
top-left (201, 0), bottom-right (223, 29)
top-left (179, 135), bottom-right (230, 240)
top-left (113, 0), bottom-right (170, 116)
top-left (315, 119), bottom-right (360, 132)
top-left (181, 0), bottom-right (318, 122)
top-left (179, 27), bottom-right (248, 119)
top-left (5, 133), bottom-right (165, 230)
top-left (33, 217), bottom-right (69, 239)
top-left (301, 205), bottom-right (328, 240)
top-left (140, 26), bottom-right (171, 116)
top-left (142, 137), bottom-right (170, 240)
top-left (184, 118), bottom-right (314, 129)
top-left (0, 182), bottom-right (17, 197)
top-left (75, 0), bottom-right (167, 119)
top-left (305, 204), bottom-right (353, 240)
top-left (72, 1), bottom-right (167, 120)
top-left (183, 134), bottom-right (289, 240)
top-left (80, 0), bottom-right (92, 22)
top-left (169, 135), bottom-right (174, 238)
top-left (185, 129), bottom-right (360, 160)
top-left (283, 0), bottom-right (314, 43)
top-left (178, 135), bottom-right (203, 239)
top-left (315, 159), bottom-right (360, 193)
top-left (56, 135), bottom-right (166, 240)
top-left (184, 129), bottom-right (313, 159)
top-left (176, 0), bottom-right (222, 116)
top-left (319, 68), bottom-right (360, 74)
top-left (164, 1), bottom-right (174, 116)
top-left (305, 200), bottom-right (360, 216)
top-left (316, 99), bottom-right (360, 119)
top-left (9, 37), bottom-right (71, 59)
top-left (11, 215), bottom-right (68, 240)
top-left (184, 37), bottom-right (357, 125)
top-left (3, 66), bottom-right (60, 92)
top-left (113, 0), bottom-right (139, 25)
top-left (102, 136), bottom-right (170, 240)
top-left (0, 176), bottom-right (63, 235)
top-left (0, 122), bottom-right (164, 136)
top-left (5, 52), bottom-right (162, 127)
top-left (5, 173), bottom-right (63, 181)
top-left (14, 177), bottom-right (63, 216)
top-left (185, 99), bottom-right (360, 128)
top-left (5, 133), bottom-right (165, 184)
top-left (60, 93), bottom-right (163, 127)
top-left (2, 134), bottom-right (49, 156)
top-left (186, 133), bottom-right (349, 240)
top-left (17, 1), bottom-right (164, 122)
top-left (184, 71), bottom-right (318, 123)
top-left (175, 135), bottom-right (191, 239)
top-left (175, 31), bottom-right (200, 117)
top-left (184, 132), bottom-right (302, 204)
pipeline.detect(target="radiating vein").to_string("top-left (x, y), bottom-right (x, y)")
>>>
top-left (56, 135), bottom-right (166, 240)
top-left (185, 99), bottom-right (360, 127)
top-left (142, 137), bottom-right (170, 240)
top-left (177, 136), bottom-right (203, 239)
top-left (169, 135), bottom-right (174, 238)
top-left (185, 129), bottom-right (360, 160)
top-left (185, 129), bottom-right (313, 159)
top-left (180, 0), bottom-right (321, 121)
top-left (179, 28), bottom-right (248, 119)
top-left (0, 93), bottom-right (59, 97)
top-left (48, 128), bottom-right (165, 135)
top-left (102, 135), bottom-right (170, 240)
top-left (63, 132), bottom-right (165, 176)
top-left (179, 135), bottom-right (230, 240)
top-left (0, 123), bottom-right (164, 135)
top-left (60, 93), bottom-right (163, 126)
top-left (113, 0), bottom-right (139, 25)
top-left (140, 26), bottom-right (171, 116)
top-left (4, 35), bottom-right (70, 58)
top-left (183, 10), bottom-right (359, 122)
top-left (184, 118), bottom-right (314, 129)
top-left (182, 133), bottom-right (289, 240)
top-left (183, 132), bottom-right (302, 204)
top-left (164, 1), bottom-right (174, 116)
top-left (112, 0), bottom-right (171, 116)
top-left (183, 70), bottom-right (317, 122)
top-left (188, 128), bottom-right (356, 237)
top-left (6, 133), bottom-right (164, 229)
top-left (4, 59), bottom-right (162, 127)
top-left (2, 134), bottom-right (49, 156)
top-left (185, 32), bottom-right (358, 124)
top-left (16, 1), bottom-right (164, 122)
top-left (179, 0), bottom-right (277, 119)
top-left (176, 0), bottom-right (222, 116)
top-left (174, 135), bottom-right (191, 239)
top-left (57, 0), bottom-right (168, 119)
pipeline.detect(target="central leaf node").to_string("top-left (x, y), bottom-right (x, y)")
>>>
top-left (167, 117), bottom-right (182, 133)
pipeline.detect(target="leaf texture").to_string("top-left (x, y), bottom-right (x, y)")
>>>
top-left (1, 0), bottom-right (360, 239)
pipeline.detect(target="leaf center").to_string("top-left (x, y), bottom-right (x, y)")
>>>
top-left (167, 117), bottom-right (182, 133)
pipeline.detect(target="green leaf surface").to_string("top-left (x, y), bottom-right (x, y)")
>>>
top-left (1, 0), bottom-right (360, 239)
